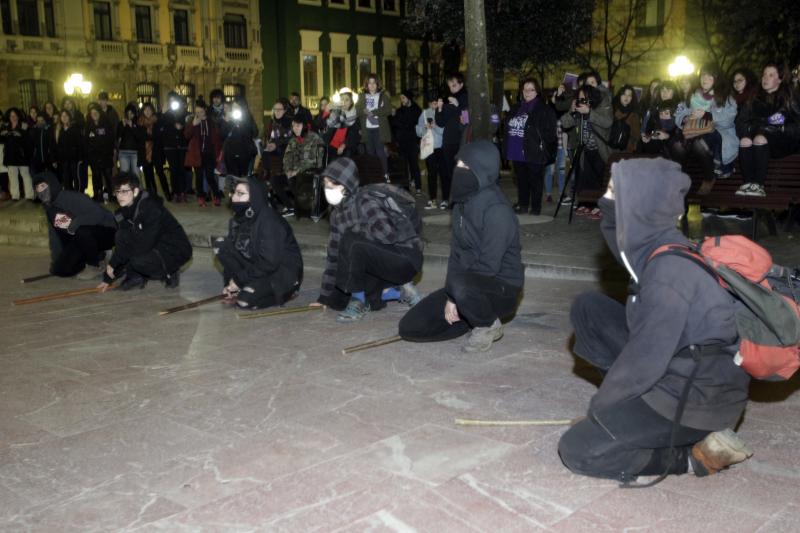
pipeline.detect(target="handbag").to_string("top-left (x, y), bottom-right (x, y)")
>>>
top-left (419, 129), bottom-right (435, 160)
top-left (682, 118), bottom-right (714, 139)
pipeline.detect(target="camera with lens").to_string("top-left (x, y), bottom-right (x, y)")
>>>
top-left (576, 97), bottom-right (591, 107)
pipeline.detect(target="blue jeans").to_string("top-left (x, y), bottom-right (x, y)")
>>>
top-left (544, 147), bottom-right (566, 195)
top-left (118, 150), bottom-right (139, 175)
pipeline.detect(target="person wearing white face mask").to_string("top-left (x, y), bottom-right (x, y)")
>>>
top-left (310, 157), bottom-right (423, 322)
top-left (214, 176), bottom-right (303, 310)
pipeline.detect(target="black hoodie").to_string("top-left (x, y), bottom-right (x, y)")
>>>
top-left (592, 157), bottom-right (749, 430)
top-left (435, 86), bottom-right (469, 146)
top-left (446, 140), bottom-right (523, 291)
top-left (109, 190), bottom-right (192, 275)
top-left (218, 177), bottom-right (303, 288)
top-left (32, 171), bottom-right (117, 261)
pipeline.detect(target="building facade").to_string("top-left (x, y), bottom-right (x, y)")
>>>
top-left (0, 0), bottom-right (264, 118)
top-left (260, 0), bottom-right (443, 116)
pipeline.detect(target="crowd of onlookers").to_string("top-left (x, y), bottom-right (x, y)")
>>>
top-left (3, 61), bottom-right (800, 220)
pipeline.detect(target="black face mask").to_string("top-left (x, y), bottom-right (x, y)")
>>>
top-left (36, 188), bottom-right (51, 204)
top-left (232, 201), bottom-right (253, 217)
top-left (450, 167), bottom-right (480, 202)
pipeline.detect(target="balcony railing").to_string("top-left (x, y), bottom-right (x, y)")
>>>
top-left (175, 45), bottom-right (204, 67)
top-left (1, 36), bottom-right (62, 55)
top-left (94, 40), bottom-right (129, 64)
top-left (224, 49), bottom-right (250, 62)
top-left (133, 42), bottom-right (166, 65)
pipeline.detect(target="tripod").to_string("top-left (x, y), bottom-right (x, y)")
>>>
top-left (553, 113), bottom-right (586, 223)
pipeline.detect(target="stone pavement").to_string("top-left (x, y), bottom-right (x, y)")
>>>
top-left (1, 244), bottom-right (800, 531)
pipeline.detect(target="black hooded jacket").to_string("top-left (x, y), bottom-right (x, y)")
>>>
top-left (592, 157), bottom-right (749, 430)
top-left (217, 177), bottom-right (303, 288)
top-left (392, 101), bottom-right (422, 148)
top-left (54, 124), bottom-right (84, 163)
top-left (33, 171), bottom-right (117, 260)
top-left (109, 190), bottom-right (192, 274)
top-left (446, 140), bottom-right (524, 291)
top-left (435, 86), bottom-right (469, 146)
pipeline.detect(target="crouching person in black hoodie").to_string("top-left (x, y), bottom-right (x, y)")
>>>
top-left (33, 171), bottom-right (117, 279)
top-left (312, 157), bottom-right (423, 322)
top-left (214, 176), bottom-right (303, 309)
top-left (558, 157), bottom-right (752, 483)
top-left (399, 140), bottom-right (523, 352)
top-left (98, 172), bottom-right (192, 291)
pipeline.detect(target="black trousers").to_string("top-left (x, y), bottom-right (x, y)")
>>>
top-left (51, 225), bottom-right (116, 277)
top-left (217, 250), bottom-right (302, 309)
top-left (335, 231), bottom-right (422, 310)
top-left (512, 160), bottom-right (545, 214)
top-left (559, 291), bottom-right (709, 480)
top-left (441, 143), bottom-right (459, 202)
top-left (398, 141), bottom-right (421, 191)
top-left (425, 148), bottom-right (444, 201)
top-left (225, 155), bottom-right (252, 178)
top-left (399, 272), bottom-right (520, 342)
top-left (165, 150), bottom-right (187, 195)
top-left (58, 160), bottom-right (80, 191)
top-left (195, 151), bottom-right (220, 199)
top-left (89, 164), bottom-right (112, 200)
top-left (574, 149), bottom-right (605, 192)
top-left (142, 161), bottom-right (171, 198)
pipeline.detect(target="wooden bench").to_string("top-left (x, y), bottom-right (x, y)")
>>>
top-left (683, 154), bottom-right (800, 239)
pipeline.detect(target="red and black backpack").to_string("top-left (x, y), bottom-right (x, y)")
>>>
top-left (650, 235), bottom-right (800, 380)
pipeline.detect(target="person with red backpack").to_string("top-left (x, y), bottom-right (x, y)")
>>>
top-left (558, 157), bottom-right (754, 484)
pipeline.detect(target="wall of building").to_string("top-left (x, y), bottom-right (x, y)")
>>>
top-left (260, 0), bottom-right (442, 121)
top-left (0, 0), bottom-right (264, 119)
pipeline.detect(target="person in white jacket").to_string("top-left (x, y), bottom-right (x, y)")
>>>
top-left (416, 93), bottom-right (445, 209)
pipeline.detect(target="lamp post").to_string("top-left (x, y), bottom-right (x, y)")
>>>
top-left (667, 56), bottom-right (695, 79)
top-left (63, 73), bottom-right (93, 98)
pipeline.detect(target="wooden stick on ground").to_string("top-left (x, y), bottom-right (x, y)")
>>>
top-left (454, 418), bottom-right (574, 427)
top-left (159, 294), bottom-right (225, 316)
top-left (20, 273), bottom-right (53, 284)
top-left (341, 334), bottom-right (403, 356)
top-left (237, 305), bottom-right (322, 320)
top-left (13, 286), bottom-right (107, 306)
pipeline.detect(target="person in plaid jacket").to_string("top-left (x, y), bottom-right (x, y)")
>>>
top-left (310, 157), bottom-right (423, 322)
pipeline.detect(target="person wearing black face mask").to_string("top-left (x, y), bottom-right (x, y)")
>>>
top-left (399, 140), bottom-right (523, 352)
top-left (97, 172), bottom-right (192, 291)
top-left (213, 176), bottom-right (303, 310)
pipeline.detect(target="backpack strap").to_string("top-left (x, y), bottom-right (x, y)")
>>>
top-left (648, 244), bottom-right (721, 284)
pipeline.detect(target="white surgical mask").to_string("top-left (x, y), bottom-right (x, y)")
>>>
top-left (325, 187), bottom-right (345, 206)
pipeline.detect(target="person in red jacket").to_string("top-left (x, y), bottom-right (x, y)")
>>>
top-left (184, 98), bottom-right (222, 206)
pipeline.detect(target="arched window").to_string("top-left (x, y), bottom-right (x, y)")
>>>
top-left (223, 83), bottom-right (245, 103)
top-left (136, 82), bottom-right (160, 110)
top-left (175, 82), bottom-right (195, 111)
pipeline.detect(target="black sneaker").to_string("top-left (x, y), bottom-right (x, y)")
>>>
top-left (120, 273), bottom-right (147, 291)
top-left (164, 271), bottom-right (180, 289)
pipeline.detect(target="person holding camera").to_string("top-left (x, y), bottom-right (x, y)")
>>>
top-left (184, 99), bottom-right (222, 207)
top-left (674, 65), bottom-right (739, 195)
top-left (560, 82), bottom-right (614, 210)
top-left (638, 82), bottom-right (683, 162)
top-left (734, 63), bottom-right (800, 197)
top-left (435, 72), bottom-right (469, 209)
top-left (505, 78), bottom-right (557, 215)
top-left (417, 93), bottom-right (445, 209)
top-left (222, 100), bottom-right (259, 178)
top-left (157, 92), bottom-right (189, 202)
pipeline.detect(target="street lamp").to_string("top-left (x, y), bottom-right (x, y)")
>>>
top-left (667, 56), bottom-right (695, 79)
top-left (63, 73), bottom-right (92, 96)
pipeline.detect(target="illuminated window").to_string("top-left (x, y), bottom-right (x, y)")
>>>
top-left (136, 82), bottom-right (160, 109)
top-left (224, 83), bottom-right (245, 103)
top-left (18, 79), bottom-right (53, 110)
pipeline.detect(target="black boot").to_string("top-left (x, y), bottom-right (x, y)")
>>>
top-left (120, 272), bottom-right (147, 291)
top-left (164, 271), bottom-right (180, 289)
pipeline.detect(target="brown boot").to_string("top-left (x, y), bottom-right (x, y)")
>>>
top-left (691, 428), bottom-right (753, 476)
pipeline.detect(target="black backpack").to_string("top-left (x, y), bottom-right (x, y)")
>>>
top-left (359, 183), bottom-right (423, 245)
top-left (607, 115), bottom-right (631, 150)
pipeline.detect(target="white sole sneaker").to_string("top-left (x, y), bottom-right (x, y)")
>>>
top-left (692, 428), bottom-right (753, 475)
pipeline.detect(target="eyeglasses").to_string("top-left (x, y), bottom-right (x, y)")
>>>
top-left (273, 107), bottom-right (285, 112)
top-left (231, 191), bottom-right (249, 198)
top-left (114, 188), bottom-right (133, 196)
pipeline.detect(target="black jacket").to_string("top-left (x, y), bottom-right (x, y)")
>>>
top-left (157, 111), bottom-right (188, 151)
top-left (435, 86), bottom-right (469, 146)
top-left (0, 123), bottom-right (31, 166)
top-left (446, 140), bottom-right (524, 291)
top-left (85, 119), bottom-right (115, 168)
top-left (217, 177), bottom-right (303, 288)
top-left (35, 171), bottom-right (117, 262)
top-left (506, 97), bottom-right (558, 165)
top-left (54, 125), bottom-right (84, 163)
top-left (222, 120), bottom-right (259, 161)
top-left (109, 191), bottom-right (192, 274)
top-left (30, 123), bottom-right (54, 167)
top-left (117, 120), bottom-right (146, 159)
top-left (735, 89), bottom-right (800, 140)
top-left (392, 102), bottom-right (422, 148)
top-left (592, 157), bottom-right (749, 430)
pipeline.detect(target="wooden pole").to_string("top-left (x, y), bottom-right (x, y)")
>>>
top-left (159, 294), bottom-right (225, 316)
top-left (21, 273), bottom-right (53, 284)
top-left (13, 286), bottom-right (107, 306)
top-left (237, 305), bottom-right (322, 320)
top-left (341, 334), bottom-right (402, 356)
top-left (454, 418), bottom-right (574, 427)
